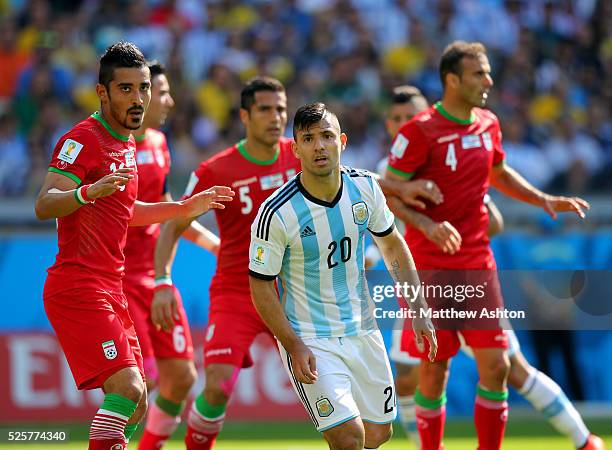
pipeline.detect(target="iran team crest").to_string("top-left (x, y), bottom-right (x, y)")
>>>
top-left (316, 398), bottom-right (334, 417)
top-left (352, 202), bottom-right (368, 225)
top-left (102, 340), bottom-right (117, 360)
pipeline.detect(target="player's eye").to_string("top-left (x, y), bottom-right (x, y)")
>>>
top-left (121, 86), bottom-right (130, 92)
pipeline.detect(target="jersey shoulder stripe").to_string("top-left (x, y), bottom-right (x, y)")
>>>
top-left (256, 179), bottom-right (298, 241)
top-left (342, 166), bottom-right (372, 178)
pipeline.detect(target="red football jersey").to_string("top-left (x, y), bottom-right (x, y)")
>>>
top-left (123, 128), bottom-right (171, 278)
top-left (184, 138), bottom-right (300, 312)
top-left (388, 102), bottom-right (505, 269)
top-left (46, 112), bottom-right (138, 293)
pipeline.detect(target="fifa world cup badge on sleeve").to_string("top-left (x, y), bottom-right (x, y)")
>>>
top-left (251, 242), bottom-right (270, 266)
top-left (102, 340), bottom-right (118, 360)
top-left (58, 139), bottom-right (84, 164)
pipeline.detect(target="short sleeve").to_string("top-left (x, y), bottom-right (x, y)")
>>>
top-left (492, 119), bottom-right (506, 166)
top-left (387, 121), bottom-right (429, 179)
top-left (367, 179), bottom-right (395, 237)
top-left (182, 161), bottom-right (214, 199)
top-left (248, 203), bottom-right (287, 280)
top-left (48, 130), bottom-right (94, 185)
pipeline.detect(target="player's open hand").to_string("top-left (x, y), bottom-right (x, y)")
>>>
top-left (425, 221), bottom-right (462, 254)
top-left (542, 195), bottom-right (590, 220)
top-left (181, 186), bottom-right (235, 218)
top-left (151, 286), bottom-right (179, 332)
top-left (87, 168), bottom-right (135, 199)
top-left (400, 179), bottom-right (443, 210)
top-left (413, 314), bottom-right (437, 362)
top-left (288, 340), bottom-right (318, 384)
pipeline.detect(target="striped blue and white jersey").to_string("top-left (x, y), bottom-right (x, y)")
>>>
top-left (249, 167), bottom-right (395, 338)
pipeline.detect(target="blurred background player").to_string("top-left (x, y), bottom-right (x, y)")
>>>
top-left (385, 41), bottom-right (590, 450)
top-left (380, 88), bottom-right (604, 450)
top-left (152, 77), bottom-right (302, 450)
top-left (249, 102), bottom-right (436, 450)
top-left (121, 60), bottom-right (220, 450)
top-left (35, 42), bottom-right (234, 450)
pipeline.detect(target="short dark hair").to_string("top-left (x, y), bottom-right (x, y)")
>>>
top-left (240, 76), bottom-right (285, 111)
top-left (99, 42), bottom-right (147, 89)
top-left (439, 40), bottom-right (487, 88)
top-left (147, 60), bottom-right (166, 78)
top-left (293, 102), bottom-right (339, 138)
top-left (391, 85), bottom-right (424, 104)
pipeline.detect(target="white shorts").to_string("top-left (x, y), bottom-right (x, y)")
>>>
top-left (278, 331), bottom-right (397, 432)
top-left (389, 318), bottom-right (420, 366)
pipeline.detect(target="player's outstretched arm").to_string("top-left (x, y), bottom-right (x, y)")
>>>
top-left (34, 168), bottom-right (134, 220)
top-left (130, 185), bottom-right (234, 227)
top-left (490, 163), bottom-right (589, 219)
top-left (182, 221), bottom-right (220, 255)
top-left (159, 192), bottom-right (220, 255)
top-left (250, 276), bottom-right (318, 384)
top-left (373, 227), bottom-right (438, 362)
top-left (377, 175), bottom-right (443, 210)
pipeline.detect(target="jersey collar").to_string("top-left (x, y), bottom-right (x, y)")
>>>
top-left (91, 111), bottom-right (131, 142)
top-left (296, 172), bottom-right (344, 208)
top-left (434, 101), bottom-right (475, 125)
top-left (237, 139), bottom-right (280, 165)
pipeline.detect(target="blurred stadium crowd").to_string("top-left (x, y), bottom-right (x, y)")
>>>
top-left (0, 0), bottom-right (610, 198)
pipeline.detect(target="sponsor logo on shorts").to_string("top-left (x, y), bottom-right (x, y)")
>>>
top-left (352, 201), bottom-right (368, 225)
top-left (109, 443), bottom-right (124, 450)
top-left (205, 348), bottom-right (232, 357)
top-left (58, 139), bottom-right (83, 164)
top-left (315, 397), bottom-right (334, 418)
top-left (102, 340), bottom-right (117, 360)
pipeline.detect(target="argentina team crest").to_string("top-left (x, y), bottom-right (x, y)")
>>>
top-left (352, 201), bottom-right (368, 225)
top-left (102, 340), bottom-right (118, 360)
top-left (316, 397), bottom-right (334, 417)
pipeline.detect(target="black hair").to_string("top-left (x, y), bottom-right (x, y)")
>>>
top-left (240, 76), bottom-right (285, 111)
top-left (98, 41), bottom-right (147, 89)
top-left (293, 102), bottom-right (338, 138)
top-left (147, 59), bottom-right (166, 78)
top-left (391, 85), bottom-right (425, 105)
top-left (439, 40), bottom-right (487, 88)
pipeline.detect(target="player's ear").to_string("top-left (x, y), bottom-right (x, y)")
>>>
top-left (340, 133), bottom-right (347, 152)
top-left (291, 140), bottom-right (300, 159)
top-left (96, 83), bottom-right (109, 103)
top-left (239, 108), bottom-right (249, 127)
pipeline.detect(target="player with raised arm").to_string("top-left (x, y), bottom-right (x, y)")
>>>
top-left (35, 42), bottom-right (233, 450)
top-left (152, 77), bottom-right (301, 450)
top-left (249, 102), bottom-right (436, 450)
top-left (118, 60), bottom-right (219, 450)
top-left (385, 41), bottom-right (590, 450)
top-left (379, 87), bottom-right (603, 450)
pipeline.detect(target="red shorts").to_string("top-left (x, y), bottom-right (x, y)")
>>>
top-left (203, 298), bottom-right (271, 368)
top-left (124, 277), bottom-right (193, 378)
top-left (43, 279), bottom-right (145, 390)
top-left (401, 269), bottom-right (508, 361)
